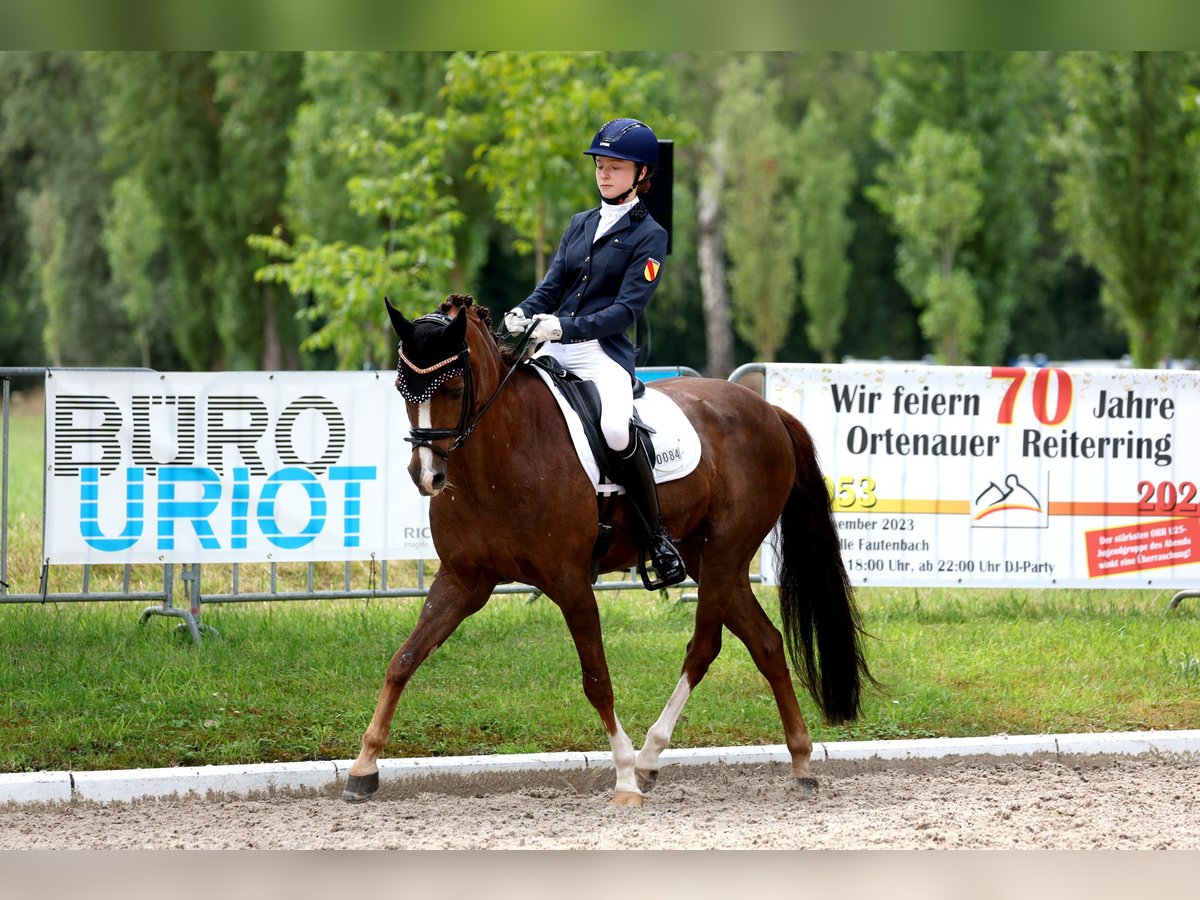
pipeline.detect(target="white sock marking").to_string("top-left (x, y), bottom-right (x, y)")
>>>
top-left (636, 675), bottom-right (692, 774)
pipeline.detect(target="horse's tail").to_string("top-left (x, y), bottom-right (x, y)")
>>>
top-left (773, 407), bottom-right (876, 725)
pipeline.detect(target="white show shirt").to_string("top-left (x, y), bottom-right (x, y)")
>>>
top-left (594, 195), bottom-right (641, 242)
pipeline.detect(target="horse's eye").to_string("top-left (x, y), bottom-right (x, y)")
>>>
top-left (446, 384), bottom-right (465, 400)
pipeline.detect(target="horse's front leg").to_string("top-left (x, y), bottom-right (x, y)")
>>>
top-left (551, 581), bottom-right (643, 807)
top-left (635, 577), bottom-right (724, 792)
top-left (342, 568), bottom-right (494, 803)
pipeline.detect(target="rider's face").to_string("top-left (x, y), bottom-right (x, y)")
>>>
top-left (594, 156), bottom-right (640, 200)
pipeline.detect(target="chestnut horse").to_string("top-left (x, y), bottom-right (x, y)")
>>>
top-left (342, 293), bottom-right (873, 806)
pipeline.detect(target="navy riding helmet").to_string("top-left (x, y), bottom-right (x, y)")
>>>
top-left (583, 118), bottom-right (659, 170)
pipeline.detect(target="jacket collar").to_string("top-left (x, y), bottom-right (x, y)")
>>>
top-left (586, 204), bottom-right (638, 246)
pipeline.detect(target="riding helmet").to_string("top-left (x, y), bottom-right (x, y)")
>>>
top-left (583, 118), bottom-right (659, 169)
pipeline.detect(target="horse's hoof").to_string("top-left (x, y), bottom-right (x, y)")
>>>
top-left (341, 771), bottom-right (380, 803)
top-left (635, 768), bottom-right (659, 792)
top-left (612, 790), bottom-right (645, 808)
top-left (793, 776), bottom-right (819, 797)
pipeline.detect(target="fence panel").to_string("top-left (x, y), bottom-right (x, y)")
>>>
top-left (735, 362), bottom-right (1200, 604)
top-left (3, 366), bottom-right (707, 642)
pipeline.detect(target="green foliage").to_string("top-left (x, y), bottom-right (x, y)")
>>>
top-left (87, 52), bottom-right (224, 370)
top-left (1, 52), bottom-right (125, 367)
top-left (869, 122), bottom-right (984, 363)
top-left (254, 52), bottom-right (669, 368)
top-left (101, 176), bottom-right (163, 368)
top-left (251, 112), bottom-right (463, 368)
top-left (718, 54), bottom-right (800, 363)
top-left (441, 51), bottom-right (667, 280)
top-left (872, 52), bottom-right (1041, 364)
top-left (796, 101), bottom-right (855, 363)
top-left (284, 52), bottom-right (447, 245)
top-left (4, 52), bottom-right (1200, 372)
top-left (23, 188), bottom-right (68, 365)
top-left (210, 51), bottom-right (306, 371)
top-left (0, 59), bottom-right (41, 367)
top-left (1052, 52), bottom-right (1200, 368)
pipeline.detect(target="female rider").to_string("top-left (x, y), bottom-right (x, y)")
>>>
top-left (504, 117), bottom-right (686, 588)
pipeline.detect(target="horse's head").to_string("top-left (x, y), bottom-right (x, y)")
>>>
top-left (388, 293), bottom-right (501, 496)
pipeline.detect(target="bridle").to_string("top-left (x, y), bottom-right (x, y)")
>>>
top-left (403, 315), bottom-right (536, 460)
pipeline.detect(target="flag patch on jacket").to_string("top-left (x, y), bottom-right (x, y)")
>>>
top-left (644, 258), bottom-right (660, 282)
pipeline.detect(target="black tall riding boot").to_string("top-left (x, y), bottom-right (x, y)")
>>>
top-left (618, 428), bottom-right (687, 589)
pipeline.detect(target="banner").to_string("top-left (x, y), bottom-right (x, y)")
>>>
top-left (760, 364), bottom-right (1200, 589)
top-left (43, 370), bottom-right (436, 564)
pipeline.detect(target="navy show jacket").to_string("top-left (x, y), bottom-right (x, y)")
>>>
top-left (517, 203), bottom-right (668, 377)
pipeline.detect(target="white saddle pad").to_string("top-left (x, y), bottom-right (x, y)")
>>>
top-left (530, 367), bottom-right (702, 495)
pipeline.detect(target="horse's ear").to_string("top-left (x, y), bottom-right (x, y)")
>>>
top-left (447, 306), bottom-right (469, 342)
top-left (385, 297), bottom-right (413, 341)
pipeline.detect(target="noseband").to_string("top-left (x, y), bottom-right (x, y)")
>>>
top-left (401, 315), bottom-right (534, 460)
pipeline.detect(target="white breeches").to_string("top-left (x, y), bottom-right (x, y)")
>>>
top-left (535, 340), bottom-right (633, 452)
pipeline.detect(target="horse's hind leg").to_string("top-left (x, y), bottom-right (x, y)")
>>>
top-left (634, 587), bottom-right (725, 791)
top-left (342, 569), bottom-right (493, 803)
top-left (723, 585), bottom-right (818, 793)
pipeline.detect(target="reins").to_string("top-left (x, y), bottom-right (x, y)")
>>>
top-left (405, 322), bottom-right (538, 459)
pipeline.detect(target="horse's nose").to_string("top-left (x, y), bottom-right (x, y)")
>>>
top-left (408, 455), bottom-right (445, 496)
top-left (411, 468), bottom-right (445, 497)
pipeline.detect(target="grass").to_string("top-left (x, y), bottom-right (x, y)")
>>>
top-left (3, 385), bottom-right (1199, 774)
top-left (1, 588), bottom-right (1197, 774)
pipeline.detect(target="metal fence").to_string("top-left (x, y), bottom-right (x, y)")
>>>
top-left (8, 362), bottom-right (1192, 639)
top-left (2, 366), bottom-right (709, 643)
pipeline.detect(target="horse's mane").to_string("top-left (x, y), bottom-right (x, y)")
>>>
top-left (438, 293), bottom-right (491, 329)
top-left (438, 292), bottom-right (523, 367)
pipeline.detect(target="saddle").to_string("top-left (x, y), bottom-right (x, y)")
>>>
top-left (527, 356), bottom-right (656, 488)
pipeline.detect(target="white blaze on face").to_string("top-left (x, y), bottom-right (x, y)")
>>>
top-left (417, 401), bottom-right (437, 493)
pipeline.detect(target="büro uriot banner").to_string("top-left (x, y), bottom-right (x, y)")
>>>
top-left (761, 364), bottom-right (1200, 589)
top-left (43, 370), bottom-right (436, 565)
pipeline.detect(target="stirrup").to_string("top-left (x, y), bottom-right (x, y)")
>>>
top-left (636, 539), bottom-right (687, 590)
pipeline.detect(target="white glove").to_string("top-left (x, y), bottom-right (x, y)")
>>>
top-left (504, 308), bottom-right (528, 335)
top-left (529, 313), bottom-right (563, 343)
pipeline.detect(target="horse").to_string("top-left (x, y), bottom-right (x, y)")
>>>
top-left (342, 293), bottom-right (874, 806)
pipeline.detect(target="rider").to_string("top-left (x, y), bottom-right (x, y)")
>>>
top-left (504, 117), bottom-right (686, 588)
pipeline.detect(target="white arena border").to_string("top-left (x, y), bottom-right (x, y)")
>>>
top-left (3, 729), bottom-right (1198, 806)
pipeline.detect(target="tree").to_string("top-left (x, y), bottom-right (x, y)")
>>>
top-left (1052, 52), bottom-right (1200, 367)
top-left (23, 188), bottom-right (68, 366)
top-left (868, 122), bottom-right (984, 364)
top-left (668, 51), bottom-right (736, 377)
top-left (795, 101), bottom-right (855, 363)
top-left (87, 52), bottom-right (306, 371)
top-left (87, 52), bottom-right (224, 370)
top-left (440, 52), bottom-right (666, 282)
top-left (0, 63), bottom-right (41, 368)
top-left (872, 52), bottom-right (1040, 363)
top-left (251, 111), bottom-right (463, 368)
top-left (210, 51), bottom-right (305, 370)
top-left (255, 52), bottom-right (671, 369)
top-left (0, 52), bottom-right (125, 367)
top-left (717, 54), bottom-right (800, 364)
top-left (284, 52), bottom-right (446, 246)
top-left (100, 175), bottom-right (163, 368)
